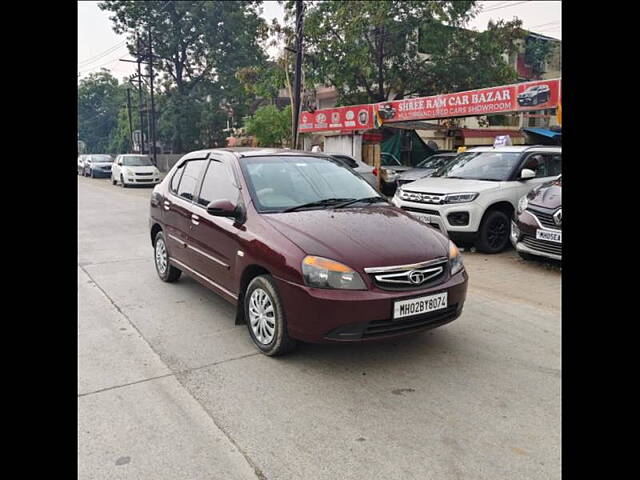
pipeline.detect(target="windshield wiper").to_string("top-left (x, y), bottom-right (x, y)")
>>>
top-left (332, 196), bottom-right (389, 209)
top-left (282, 198), bottom-right (354, 213)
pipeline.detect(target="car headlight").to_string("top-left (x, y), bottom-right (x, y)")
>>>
top-left (517, 195), bottom-right (528, 215)
top-left (444, 192), bottom-right (478, 204)
top-left (301, 256), bottom-right (367, 290)
top-left (449, 241), bottom-right (464, 276)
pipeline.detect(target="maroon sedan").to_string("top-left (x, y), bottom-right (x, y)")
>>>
top-left (149, 148), bottom-right (468, 355)
top-left (511, 175), bottom-right (562, 261)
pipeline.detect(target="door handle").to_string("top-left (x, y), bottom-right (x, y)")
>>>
top-left (191, 214), bottom-right (200, 225)
top-left (163, 200), bottom-right (171, 211)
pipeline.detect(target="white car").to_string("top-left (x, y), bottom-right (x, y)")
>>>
top-left (391, 145), bottom-right (562, 253)
top-left (111, 154), bottom-right (161, 187)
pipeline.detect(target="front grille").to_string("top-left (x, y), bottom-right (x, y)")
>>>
top-left (401, 207), bottom-right (440, 216)
top-left (526, 207), bottom-right (560, 230)
top-left (367, 258), bottom-right (448, 291)
top-left (521, 234), bottom-right (562, 256)
top-left (135, 172), bottom-right (153, 176)
top-left (364, 305), bottom-right (458, 337)
top-left (399, 190), bottom-right (446, 204)
top-left (325, 304), bottom-right (460, 340)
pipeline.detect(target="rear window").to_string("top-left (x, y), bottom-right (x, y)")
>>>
top-left (331, 155), bottom-right (358, 169)
top-left (177, 160), bottom-right (206, 201)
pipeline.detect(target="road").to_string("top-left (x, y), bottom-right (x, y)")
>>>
top-left (78, 175), bottom-right (561, 480)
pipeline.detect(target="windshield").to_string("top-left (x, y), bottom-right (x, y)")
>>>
top-left (89, 155), bottom-right (113, 163)
top-left (240, 156), bottom-right (380, 213)
top-left (123, 156), bottom-right (153, 166)
top-left (416, 155), bottom-right (453, 170)
top-left (435, 151), bottom-right (520, 181)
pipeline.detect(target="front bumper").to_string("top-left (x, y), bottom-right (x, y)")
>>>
top-left (391, 195), bottom-right (484, 235)
top-left (124, 177), bottom-right (161, 185)
top-left (274, 270), bottom-right (468, 343)
top-left (510, 214), bottom-right (562, 261)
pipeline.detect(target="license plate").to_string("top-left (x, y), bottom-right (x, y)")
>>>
top-left (536, 229), bottom-right (562, 243)
top-left (393, 292), bottom-right (448, 320)
top-left (410, 212), bottom-right (432, 224)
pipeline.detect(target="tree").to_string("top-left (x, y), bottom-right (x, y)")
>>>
top-left (99, 0), bottom-right (270, 152)
top-left (244, 105), bottom-right (292, 147)
top-left (78, 69), bottom-right (127, 153)
top-left (296, 1), bottom-right (523, 104)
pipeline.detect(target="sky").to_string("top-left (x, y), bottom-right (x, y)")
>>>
top-left (78, 1), bottom-right (561, 82)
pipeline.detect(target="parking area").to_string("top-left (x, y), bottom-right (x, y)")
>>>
top-left (78, 175), bottom-right (560, 479)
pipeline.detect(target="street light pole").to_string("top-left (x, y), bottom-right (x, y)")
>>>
top-left (126, 87), bottom-right (134, 151)
top-left (292, 0), bottom-right (304, 150)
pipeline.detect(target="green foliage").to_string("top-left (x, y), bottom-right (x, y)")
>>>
top-left (244, 105), bottom-right (292, 147)
top-left (298, 1), bottom-right (523, 104)
top-left (524, 35), bottom-right (553, 77)
top-left (78, 70), bottom-right (127, 153)
top-left (98, 0), bottom-right (270, 152)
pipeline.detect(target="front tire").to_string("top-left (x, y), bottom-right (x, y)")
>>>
top-left (154, 231), bottom-right (181, 282)
top-left (245, 275), bottom-right (297, 356)
top-left (475, 210), bottom-right (510, 253)
top-left (121, 175), bottom-right (127, 188)
top-left (112, 176), bottom-right (117, 185)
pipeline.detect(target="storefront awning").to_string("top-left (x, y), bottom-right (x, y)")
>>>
top-left (458, 128), bottom-right (524, 138)
top-left (522, 127), bottom-right (562, 138)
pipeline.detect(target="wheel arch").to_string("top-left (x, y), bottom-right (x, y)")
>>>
top-left (150, 222), bottom-right (163, 246)
top-left (235, 264), bottom-right (271, 325)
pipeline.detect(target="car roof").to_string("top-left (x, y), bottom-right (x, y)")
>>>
top-left (186, 147), bottom-right (336, 161)
top-left (466, 145), bottom-right (561, 153)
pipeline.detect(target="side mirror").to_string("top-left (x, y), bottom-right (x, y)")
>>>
top-left (206, 199), bottom-right (238, 218)
top-left (520, 168), bottom-right (535, 180)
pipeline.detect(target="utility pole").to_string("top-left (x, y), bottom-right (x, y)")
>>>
top-left (136, 33), bottom-right (145, 154)
top-left (147, 27), bottom-right (157, 165)
top-left (126, 88), bottom-right (134, 151)
top-left (292, 0), bottom-right (304, 150)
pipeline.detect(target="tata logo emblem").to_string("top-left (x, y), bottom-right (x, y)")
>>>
top-left (408, 270), bottom-right (425, 285)
top-left (553, 208), bottom-right (562, 226)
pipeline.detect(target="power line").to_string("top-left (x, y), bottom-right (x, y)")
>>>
top-left (78, 40), bottom-right (127, 66)
top-left (482, 1), bottom-right (530, 13)
top-left (529, 21), bottom-right (560, 29)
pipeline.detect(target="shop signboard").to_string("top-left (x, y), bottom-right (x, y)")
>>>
top-left (299, 78), bottom-right (561, 133)
top-left (298, 104), bottom-right (374, 133)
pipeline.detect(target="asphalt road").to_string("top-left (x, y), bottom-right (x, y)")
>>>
top-left (78, 175), bottom-right (561, 480)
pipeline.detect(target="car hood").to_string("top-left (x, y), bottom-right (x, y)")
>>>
top-left (262, 206), bottom-right (449, 271)
top-left (384, 165), bottom-right (413, 173)
top-left (398, 168), bottom-right (436, 181)
top-left (122, 166), bottom-right (157, 173)
top-left (401, 177), bottom-right (500, 194)
top-left (529, 182), bottom-right (561, 210)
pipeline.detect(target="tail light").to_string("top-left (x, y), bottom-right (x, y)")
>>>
top-left (372, 168), bottom-right (378, 176)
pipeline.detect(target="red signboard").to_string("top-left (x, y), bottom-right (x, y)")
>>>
top-left (298, 104), bottom-right (374, 133)
top-left (298, 78), bottom-right (560, 133)
top-left (374, 78), bottom-right (560, 123)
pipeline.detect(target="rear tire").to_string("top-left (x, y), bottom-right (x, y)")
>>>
top-left (245, 275), bottom-right (297, 356)
top-left (154, 231), bottom-right (181, 282)
top-left (475, 210), bottom-right (510, 254)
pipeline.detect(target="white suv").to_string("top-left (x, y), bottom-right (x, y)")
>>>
top-left (391, 145), bottom-right (562, 253)
top-left (111, 154), bottom-right (161, 187)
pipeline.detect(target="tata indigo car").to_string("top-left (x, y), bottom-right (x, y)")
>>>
top-left (149, 148), bottom-right (468, 355)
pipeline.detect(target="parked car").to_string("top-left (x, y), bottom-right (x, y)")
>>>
top-left (391, 145), bottom-right (562, 253)
top-left (396, 152), bottom-right (460, 187)
top-left (517, 84), bottom-right (551, 107)
top-left (111, 154), bottom-right (161, 187)
top-left (511, 175), bottom-right (561, 261)
top-left (149, 148), bottom-right (468, 356)
top-left (380, 152), bottom-right (413, 196)
top-left (326, 152), bottom-right (378, 189)
top-left (83, 154), bottom-right (114, 178)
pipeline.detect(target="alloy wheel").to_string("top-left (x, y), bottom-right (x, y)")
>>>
top-left (248, 288), bottom-right (276, 345)
top-left (487, 217), bottom-right (508, 249)
top-left (155, 238), bottom-right (168, 275)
